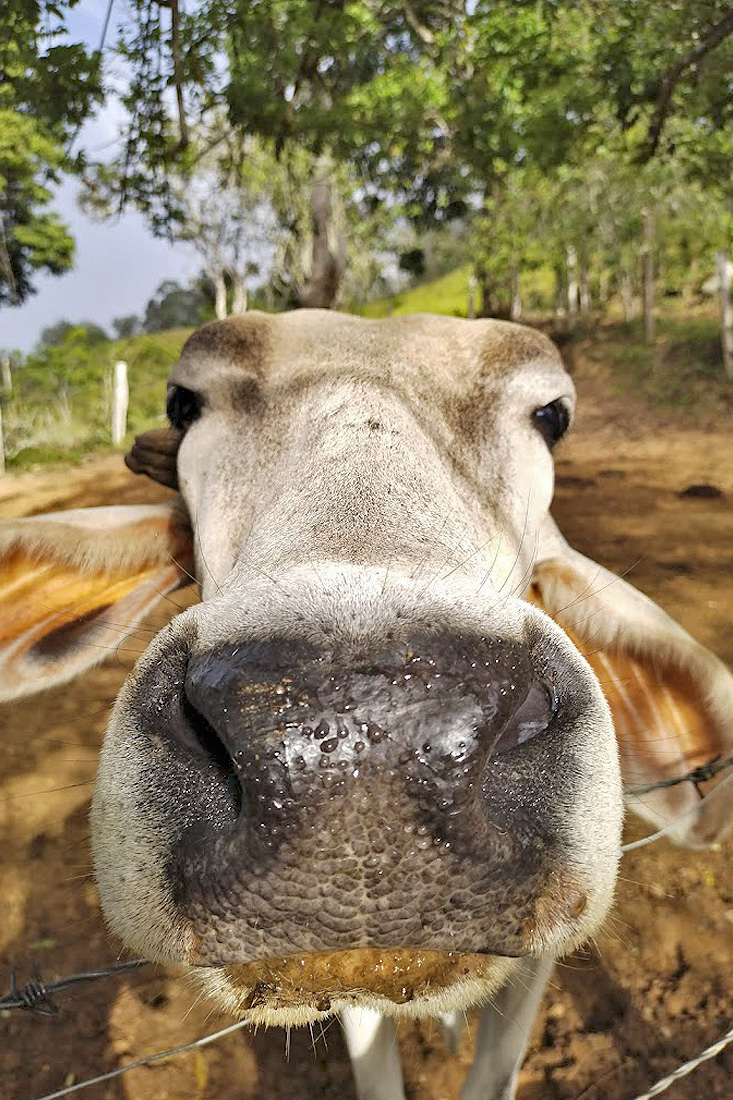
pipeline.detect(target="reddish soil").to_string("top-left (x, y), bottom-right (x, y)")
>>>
top-left (0, 348), bottom-right (731, 1100)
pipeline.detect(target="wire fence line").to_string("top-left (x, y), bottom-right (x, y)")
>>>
top-left (622, 766), bottom-right (733, 852)
top-left (625, 752), bottom-right (733, 797)
top-left (13, 993), bottom-right (733, 1100)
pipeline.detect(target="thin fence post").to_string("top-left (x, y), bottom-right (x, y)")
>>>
top-left (467, 274), bottom-right (477, 319)
top-left (566, 244), bottom-right (578, 326)
top-left (111, 360), bottom-right (129, 445)
top-left (642, 208), bottom-right (655, 344)
top-left (0, 402), bottom-right (5, 475)
top-left (716, 250), bottom-right (733, 379)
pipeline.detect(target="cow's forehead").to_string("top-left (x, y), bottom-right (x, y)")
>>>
top-left (175, 309), bottom-right (567, 393)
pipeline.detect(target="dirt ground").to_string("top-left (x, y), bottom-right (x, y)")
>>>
top-left (0, 347), bottom-right (732, 1100)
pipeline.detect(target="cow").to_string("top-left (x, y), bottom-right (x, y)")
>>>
top-left (1, 310), bottom-right (732, 1100)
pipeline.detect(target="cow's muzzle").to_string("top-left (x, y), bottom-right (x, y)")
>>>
top-left (114, 616), bottom-right (613, 970)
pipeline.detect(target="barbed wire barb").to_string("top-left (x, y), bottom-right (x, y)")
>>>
top-left (625, 752), bottom-right (733, 798)
top-left (0, 960), bottom-right (148, 1015)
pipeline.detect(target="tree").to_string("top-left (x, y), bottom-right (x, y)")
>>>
top-left (40, 319), bottom-right (108, 346)
top-left (79, 1), bottom-right (733, 312)
top-left (170, 138), bottom-right (277, 318)
top-left (142, 278), bottom-right (211, 333)
top-left (112, 314), bottom-right (141, 339)
top-left (0, 1), bottom-right (102, 306)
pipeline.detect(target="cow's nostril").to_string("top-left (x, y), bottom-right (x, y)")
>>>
top-left (493, 680), bottom-right (554, 755)
top-left (173, 693), bottom-right (241, 804)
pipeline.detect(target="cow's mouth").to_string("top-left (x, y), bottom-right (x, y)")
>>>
top-left (220, 947), bottom-right (501, 1013)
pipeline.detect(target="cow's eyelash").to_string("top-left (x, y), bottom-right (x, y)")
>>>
top-left (167, 385), bottom-right (203, 430)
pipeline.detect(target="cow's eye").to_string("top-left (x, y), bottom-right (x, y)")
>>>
top-left (533, 399), bottom-right (571, 450)
top-left (167, 385), bottom-right (202, 430)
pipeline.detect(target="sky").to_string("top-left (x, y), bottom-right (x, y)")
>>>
top-left (0, 1), bottom-right (200, 354)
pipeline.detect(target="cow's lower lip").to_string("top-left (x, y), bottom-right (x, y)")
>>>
top-left (220, 946), bottom-right (501, 1012)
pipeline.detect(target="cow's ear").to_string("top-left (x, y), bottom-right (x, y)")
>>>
top-left (528, 519), bottom-right (733, 848)
top-left (0, 502), bottom-right (194, 703)
top-left (125, 428), bottom-right (182, 489)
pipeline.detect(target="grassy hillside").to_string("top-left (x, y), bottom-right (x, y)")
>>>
top-left (358, 265), bottom-right (472, 318)
top-left (356, 263), bottom-right (555, 318)
top-left (358, 270), bottom-right (729, 416)
top-left (4, 327), bottom-right (193, 468)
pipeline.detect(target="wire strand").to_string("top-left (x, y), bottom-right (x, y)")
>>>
top-left (29, 1017), bottom-right (250, 1100)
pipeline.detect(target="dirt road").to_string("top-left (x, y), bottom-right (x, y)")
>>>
top-left (1, 356), bottom-right (731, 1100)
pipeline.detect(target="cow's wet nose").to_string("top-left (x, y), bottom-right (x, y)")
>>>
top-left (179, 634), bottom-right (555, 823)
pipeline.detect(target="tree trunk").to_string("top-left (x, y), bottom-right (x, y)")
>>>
top-left (212, 272), bottom-right (227, 320)
top-left (478, 266), bottom-right (493, 317)
top-left (298, 160), bottom-right (346, 309)
top-left (579, 259), bottom-right (591, 316)
top-left (509, 260), bottom-right (522, 321)
top-left (642, 209), bottom-right (655, 344)
top-left (0, 402), bottom-right (4, 475)
top-left (566, 245), bottom-right (578, 326)
top-left (598, 268), bottom-right (610, 308)
top-left (167, 0), bottom-right (189, 149)
top-left (717, 250), bottom-right (733, 379)
top-left (231, 273), bottom-right (247, 315)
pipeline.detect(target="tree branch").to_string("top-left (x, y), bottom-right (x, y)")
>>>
top-left (159, 0), bottom-right (189, 151)
top-left (401, 0), bottom-right (434, 45)
top-left (647, 7), bottom-right (733, 156)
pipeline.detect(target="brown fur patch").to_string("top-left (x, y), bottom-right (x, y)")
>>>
top-left (180, 314), bottom-right (272, 376)
top-left (479, 323), bottom-right (559, 377)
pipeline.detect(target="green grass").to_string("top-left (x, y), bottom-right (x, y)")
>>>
top-left (357, 265), bottom-right (473, 318)
top-left (356, 262), bottom-right (557, 319)
top-left (577, 313), bottom-right (728, 411)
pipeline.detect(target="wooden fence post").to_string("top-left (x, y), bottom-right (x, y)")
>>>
top-left (111, 360), bottom-right (129, 445)
top-left (642, 209), bottom-right (655, 344)
top-left (467, 274), bottom-right (477, 319)
top-left (566, 245), bottom-right (578, 326)
top-left (1, 356), bottom-right (11, 393)
top-left (716, 250), bottom-right (733, 379)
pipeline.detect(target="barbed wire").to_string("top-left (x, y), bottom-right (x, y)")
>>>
top-left (622, 766), bottom-right (733, 852)
top-left (15, 996), bottom-right (733, 1100)
top-left (29, 1017), bottom-right (250, 1100)
top-left (0, 960), bottom-right (147, 1015)
top-left (625, 752), bottom-right (733, 797)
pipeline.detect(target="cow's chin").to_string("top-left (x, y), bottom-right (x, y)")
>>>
top-left (192, 948), bottom-right (518, 1025)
